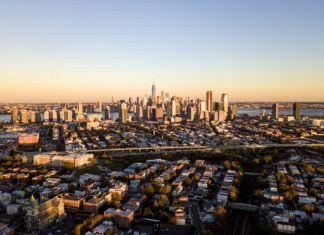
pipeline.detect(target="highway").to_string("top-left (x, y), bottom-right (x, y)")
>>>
top-left (67, 143), bottom-right (324, 154)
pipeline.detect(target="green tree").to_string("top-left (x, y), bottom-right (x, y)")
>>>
top-left (184, 177), bottom-right (192, 185)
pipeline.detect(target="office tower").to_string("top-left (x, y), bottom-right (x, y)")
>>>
top-left (136, 105), bottom-right (143, 121)
top-left (145, 106), bottom-right (151, 120)
top-left (136, 97), bottom-right (140, 105)
top-left (60, 109), bottom-right (73, 122)
top-left (199, 101), bottom-right (206, 113)
top-left (98, 101), bottom-right (102, 113)
top-left (221, 93), bottom-right (228, 113)
top-left (188, 106), bottom-right (195, 121)
top-left (119, 103), bottom-right (128, 123)
top-left (228, 106), bottom-right (237, 120)
top-left (112, 96), bottom-right (114, 104)
top-left (151, 107), bottom-right (163, 121)
top-left (214, 102), bottom-right (224, 111)
top-left (20, 110), bottom-right (29, 124)
top-left (157, 95), bottom-right (162, 104)
top-left (165, 93), bottom-right (169, 102)
top-left (171, 99), bottom-right (177, 117)
top-left (30, 111), bottom-right (36, 123)
top-left (129, 97), bottom-right (133, 106)
top-left (104, 106), bottom-right (110, 120)
top-left (48, 110), bottom-right (57, 122)
top-left (142, 96), bottom-right (148, 107)
top-left (272, 103), bottom-right (279, 119)
top-left (44, 110), bottom-right (49, 122)
top-left (78, 102), bottom-right (83, 113)
top-left (161, 91), bottom-right (165, 102)
top-left (36, 112), bottom-right (42, 123)
top-left (152, 82), bottom-right (156, 101)
top-left (12, 106), bottom-right (18, 123)
top-left (293, 102), bottom-right (300, 119)
top-left (218, 111), bottom-right (226, 122)
top-left (206, 91), bottom-right (213, 112)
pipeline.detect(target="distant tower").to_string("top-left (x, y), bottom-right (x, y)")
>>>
top-left (206, 91), bottom-right (213, 112)
top-left (78, 102), bottom-right (83, 113)
top-left (119, 103), bottom-right (128, 123)
top-left (98, 101), bottom-right (102, 113)
top-left (293, 102), bottom-right (300, 119)
top-left (12, 106), bottom-right (18, 123)
top-left (152, 82), bottom-right (156, 101)
top-left (171, 99), bottom-right (177, 117)
top-left (20, 110), bottom-right (29, 124)
top-left (272, 103), bottom-right (279, 119)
top-left (104, 106), bottom-right (110, 120)
top-left (221, 93), bottom-right (228, 113)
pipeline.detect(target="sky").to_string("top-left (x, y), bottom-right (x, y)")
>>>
top-left (0, 0), bottom-right (323, 103)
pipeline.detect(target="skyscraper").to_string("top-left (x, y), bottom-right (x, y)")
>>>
top-left (98, 101), bottom-right (102, 113)
top-left (171, 99), bottom-right (177, 117)
top-left (152, 82), bottom-right (156, 101)
top-left (119, 103), bottom-right (128, 123)
top-left (104, 106), bottom-right (110, 120)
top-left (206, 91), bottom-right (213, 112)
top-left (12, 106), bottom-right (18, 123)
top-left (293, 102), bottom-right (300, 119)
top-left (221, 93), bottom-right (228, 113)
top-left (20, 110), bottom-right (29, 124)
top-left (272, 103), bottom-right (279, 119)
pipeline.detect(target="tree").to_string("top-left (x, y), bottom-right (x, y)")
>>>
top-left (63, 162), bottom-right (75, 171)
top-left (73, 224), bottom-right (83, 235)
top-left (213, 206), bottom-right (226, 221)
top-left (153, 194), bottom-right (169, 208)
top-left (309, 188), bottom-right (320, 198)
top-left (184, 177), bottom-right (192, 185)
top-left (142, 207), bottom-right (152, 217)
top-left (39, 168), bottom-right (48, 174)
top-left (254, 189), bottom-right (263, 198)
top-left (301, 204), bottom-right (314, 212)
top-left (170, 216), bottom-right (177, 224)
top-left (194, 172), bottom-right (201, 181)
top-left (141, 184), bottom-right (155, 196)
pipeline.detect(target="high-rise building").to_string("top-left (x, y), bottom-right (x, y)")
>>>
top-left (293, 102), bottom-right (300, 119)
top-left (136, 105), bottom-right (143, 121)
top-left (78, 102), bottom-right (83, 113)
top-left (152, 82), bottom-right (156, 101)
top-left (12, 106), bottom-right (18, 123)
top-left (221, 93), bottom-right (228, 113)
top-left (188, 106), bottom-right (195, 121)
top-left (206, 91), bottom-right (213, 112)
top-left (60, 109), bottom-right (73, 122)
top-left (30, 111), bottom-right (36, 123)
top-left (20, 110), bottom-right (29, 124)
top-left (98, 101), bottom-right (102, 113)
top-left (200, 101), bottom-right (206, 113)
top-left (171, 99), bottom-right (177, 117)
top-left (119, 103), bottom-right (128, 123)
top-left (104, 106), bottom-right (110, 120)
top-left (272, 103), bottom-right (279, 119)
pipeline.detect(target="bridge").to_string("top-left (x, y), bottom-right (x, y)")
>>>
top-left (244, 172), bottom-right (260, 176)
top-left (230, 202), bottom-right (259, 211)
top-left (68, 143), bottom-right (324, 154)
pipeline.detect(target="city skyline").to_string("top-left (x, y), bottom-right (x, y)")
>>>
top-left (0, 1), bottom-right (324, 102)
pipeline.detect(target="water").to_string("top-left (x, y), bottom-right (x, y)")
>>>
top-left (237, 108), bottom-right (324, 117)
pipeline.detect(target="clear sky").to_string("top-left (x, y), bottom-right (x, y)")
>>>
top-left (0, 0), bottom-right (323, 103)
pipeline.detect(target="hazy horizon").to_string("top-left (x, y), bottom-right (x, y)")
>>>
top-left (1, 1), bottom-right (323, 102)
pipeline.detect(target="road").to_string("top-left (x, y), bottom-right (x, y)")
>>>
top-left (66, 143), bottom-right (324, 154)
top-left (228, 174), bottom-right (257, 235)
top-left (190, 201), bottom-right (203, 235)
